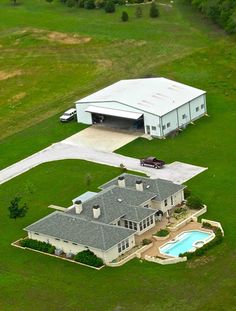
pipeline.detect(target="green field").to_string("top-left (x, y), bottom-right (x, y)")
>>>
top-left (0, 0), bottom-right (236, 310)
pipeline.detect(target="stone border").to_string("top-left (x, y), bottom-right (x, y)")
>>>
top-left (144, 255), bottom-right (187, 265)
top-left (153, 234), bottom-right (170, 241)
top-left (12, 238), bottom-right (105, 270)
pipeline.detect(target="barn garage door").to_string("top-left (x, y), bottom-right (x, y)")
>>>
top-left (86, 105), bottom-right (142, 120)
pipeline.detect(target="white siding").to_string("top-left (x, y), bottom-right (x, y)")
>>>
top-left (189, 95), bottom-right (206, 121)
top-left (161, 110), bottom-right (178, 136)
top-left (151, 190), bottom-right (184, 213)
top-left (27, 231), bottom-right (135, 264)
top-left (143, 113), bottom-right (161, 136)
top-left (176, 103), bottom-right (191, 127)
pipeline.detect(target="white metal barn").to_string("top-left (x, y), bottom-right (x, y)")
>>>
top-left (75, 78), bottom-right (207, 138)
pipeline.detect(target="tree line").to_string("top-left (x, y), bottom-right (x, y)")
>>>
top-left (182, 0), bottom-right (236, 34)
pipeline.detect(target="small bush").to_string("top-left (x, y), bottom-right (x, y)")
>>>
top-left (104, 0), bottom-right (115, 13)
top-left (95, 0), bottom-right (105, 8)
top-left (74, 249), bottom-right (103, 267)
top-left (78, 0), bottom-right (85, 7)
top-left (186, 196), bottom-right (204, 210)
top-left (155, 229), bottom-right (169, 237)
top-left (20, 238), bottom-right (55, 254)
top-left (121, 11), bottom-right (129, 22)
top-left (142, 238), bottom-right (152, 245)
top-left (135, 6), bottom-right (142, 18)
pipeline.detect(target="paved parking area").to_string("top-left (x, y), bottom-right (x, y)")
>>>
top-left (62, 126), bottom-right (141, 152)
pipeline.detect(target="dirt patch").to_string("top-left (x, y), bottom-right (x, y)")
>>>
top-left (187, 255), bottom-right (215, 268)
top-left (8, 92), bottom-right (26, 103)
top-left (15, 28), bottom-right (91, 45)
top-left (0, 70), bottom-right (22, 81)
top-left (97, 59), bottom-right (113, 69)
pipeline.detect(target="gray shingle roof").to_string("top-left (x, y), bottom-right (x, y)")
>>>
top-left (67, 185), bottom-right (156, 224)
top-left (100, 173), bottom-right (185, 201)
top-left (24, 211), bottom-right (135, 251)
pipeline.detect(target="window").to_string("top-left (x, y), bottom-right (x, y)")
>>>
top-left (164, 199), bottom-right (168, 206)
top-left (55, 238), bottom-right (60, 241)
top-left (147, 218), bottom-right (150, 226)
top-left (118, 239), bottom-right (129, 253)
top-left (129, 221), bottom-right (133, 229)
top-left (162, 125), bottom-right (166, 130)
top-left (133, 223), bottom-right (137, 230)
top-left (167, 122), bottom-right (171, 128)
top-left (171, 196), bottom-right (173, 205)
top-left (182, 114), bottom-right (187, 119)
top-left (64, 240), bottom-right (68, 243)
top-left (72, 242), bottom-right (78, 245)
top-left (144, 204), bottom-right (149, 208)
top-left (140, 223), bottom-right (143, 231)
top-left (201, 104), bottom-right (204, 109)
top-left (196, 107), bottom-right (199, 112)
top-left (151, 126), bottom-right (156, 131)
top-left (150, 216), bottom-right (154, 224)
top-left (117, 220), bottom-right (121, 226)
top-left (34, 232), bottom-right (39, 236)
top-left (124, 220), bottom-right (128, 228)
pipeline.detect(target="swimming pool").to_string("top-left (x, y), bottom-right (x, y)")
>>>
top-left (159, 230), bottom-right (214, 257)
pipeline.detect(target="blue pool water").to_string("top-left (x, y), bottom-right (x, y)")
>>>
top-left (160, 230), bottom-right (213, 257)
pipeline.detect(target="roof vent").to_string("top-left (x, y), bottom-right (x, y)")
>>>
top-left (146, 185), bottom-right (150, 189)
top-left (117, 198), bottom-right (123, 203)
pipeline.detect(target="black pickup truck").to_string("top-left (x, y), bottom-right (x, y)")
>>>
top-left (140, 156), bottom-right (165, 169)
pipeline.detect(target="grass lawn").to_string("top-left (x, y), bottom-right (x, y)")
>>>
top-left (0, 160), bottom-right (235, 311)
top-left (0, 0), bottom-right (236, 310)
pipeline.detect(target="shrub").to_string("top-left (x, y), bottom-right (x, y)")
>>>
top-left (117, 0), bottom-right (125, 4)
top-left (20, 238), bottom-right (56, 254)
top-left (95, 0), bottom-right (105, 8)
top-left (186, 196), bottom-right (204, 209)
top-left (121, 11), bottom-right (129, 22)
top-left (74, 249), bottom-right (103, 267)
top-left (155, 229), bottom-right (169, 237)
top-left (184, 188), bottom-right (191, 198)
top-left (78, 0), bottom-right (85, 7)
top-left (142, 238), bottom-right (152, 245)
top-left (174, 207), bottom-right (186, 214)
top-left (104, 0), bottom-right (115, 13)
top-left (84, 0), bottom-right (95, 9)
top-left (149, 1), bottom-right (159, 18)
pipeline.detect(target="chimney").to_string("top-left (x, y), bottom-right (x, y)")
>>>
top-left (74, 200), bottom-right (83, 214)
top-left (118, 176), bottom-right (126, 188)
top-left (93, 204), bottom-right (101, 219)
top-left (136, 180), bottom-right (143, 191)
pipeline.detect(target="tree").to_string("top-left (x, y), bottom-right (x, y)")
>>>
top-left (8, 197), bottom-right (28, 220)
top-left (11, 0), bottom-right (17, 5)
top-left (104, 0), bottom-right (115, 13)
top-left (121, 11), bottom-right (129, 22)
top-left (46, 0), bottom-right (54, 3)
top-left (135, 6), bottom-right (142, 18)
top-left (85, 173), bottom-right (92, 188)
top-left (84, 0), bottom-right (95, 9)
top-left (149, 1), bottom-right (159, 18)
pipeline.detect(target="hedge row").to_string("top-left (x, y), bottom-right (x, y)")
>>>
top-left (179, 226), bottom-right (223, 259)
top-left (74, 249), bottom-right (103, 267)
top-left (20, 238), bottom-right (56, 254)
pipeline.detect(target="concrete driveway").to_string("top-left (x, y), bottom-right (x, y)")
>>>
top-left (62, 126), bottom-right (141, 152)
top-left (0, 137), bottom-right (207, 185)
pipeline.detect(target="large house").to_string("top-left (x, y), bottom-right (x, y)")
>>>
top-left (24, 174), bottom-right (185, 264)
top-left (75, 78), bottom-right (207, 138)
